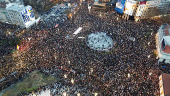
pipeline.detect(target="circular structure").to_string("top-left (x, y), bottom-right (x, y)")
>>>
top-left (86, 32), bottom-right (114, 51)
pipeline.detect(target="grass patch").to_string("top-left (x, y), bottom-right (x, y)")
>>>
top-left (3, 70), bottom-right (58, 96)
top-left (0, 36), bottom-right (21, 47)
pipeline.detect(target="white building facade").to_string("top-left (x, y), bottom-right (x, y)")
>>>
top-left (156, 24), bottom-right (170, 63)
top-left (0, 3), bottom-right (36, 28)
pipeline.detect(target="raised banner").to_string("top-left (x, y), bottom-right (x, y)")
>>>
top-left (124, 0), bottom-right (136, 16)
top-left (135, 1), bottom-right (146, 16)
top-left (21, 9), bottom-right (30, 23)
top-left (115, 0), bottom-right (125, 14)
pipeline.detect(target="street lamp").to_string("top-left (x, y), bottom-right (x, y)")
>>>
top-left (135, 18), bottom-right (139, 22)
top-left (64, 74), bottom-right (67, 78)
top-left (90, 68), bottom-right (93, 73)
top-left (148, 55), bottom-right (150, 58)
top-left (68, 61), bottom-right (70, 64)
top-left (149, 72), bottom-right (152, 76)
top-left (94, 92), bottom-right (98, 96)
top-left (17, 45), bottom-right (19, 50)
top-left (71, 78), bottom-right (74, 84)
top-left (63, 92), bottom-right (67, 96)
top-left (148, 42), bottom-right (150, 45)
top-left (128, 73), bottom-right (130, 78)
top-left (77, 93), bottom-right (80, 96)
top-left (28, 37), bottom-right (31, 41)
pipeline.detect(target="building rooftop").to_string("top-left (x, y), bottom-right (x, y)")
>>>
top-left (161, 24), bottom-right (170, 54)
top-left (93, 2), bottom-right (106, 6)
top-left (163, 25), bottom-right (170, 36)
top-left (6, 3), bottom-right (25, 12)
top-left (162, 73), bottom-right (170, 96)
top-left (162, 45), bottom-right (170, 54)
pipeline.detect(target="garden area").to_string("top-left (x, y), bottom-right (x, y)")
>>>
top-left (2, 70), bottom-right (58, 96)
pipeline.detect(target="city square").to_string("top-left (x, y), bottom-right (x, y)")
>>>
top-left (0, 0), bottom-right (170, 96)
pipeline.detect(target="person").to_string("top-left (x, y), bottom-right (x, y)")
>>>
top-left (0, 2), bottom-right (162, 96)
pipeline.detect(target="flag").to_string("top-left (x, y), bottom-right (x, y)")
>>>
top-left (17, 45), bottom-right (19, 50)
top-left (55, 24), bottom-right (59, 28)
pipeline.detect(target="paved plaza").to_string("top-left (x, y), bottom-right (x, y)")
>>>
top-left (86, 32), bottom-right (114, 51)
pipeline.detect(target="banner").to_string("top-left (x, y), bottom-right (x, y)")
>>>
top-left (27, 6), bottom-right (34, 19)
top-left (115, 0), bottom-right (125, 14)
top-left (124, 0), bottom-right (136, 16)
top-left (21, 9), bottom-right (30, 23)
top-left (135, 1), bottom-right (146, 16)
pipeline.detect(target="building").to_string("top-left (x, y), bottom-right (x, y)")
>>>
top-left (122, 0), bottom-right (138, 20)
top-left (159, 73), bottom-right (170, 96)
top-left (0, 0), bottom-right (23, 5)
top-left (98, 0), bottom-right (111, 3)
top-left (158, 0), bottom-right (170, 15)
top-left (0, 7), bottom-right (11, 23)
top-left (115, 0), bottom-right (125, 14)
top-left (134, 0), bottom-right (161, 21)
top-left (92, 2), bottom-right (106, 11)
top-left (95, 0), bottom-right (117, 4)
top-left (156, 24), bottom-right (170, 63)
top-left (0, 3), bottom-right (36, 28)
top-left (115, 0), bottom-right (139, 19)
top-left (115, 0), bottom-right (170, 21)
top-left (6, 4), bottom-right (36, 27)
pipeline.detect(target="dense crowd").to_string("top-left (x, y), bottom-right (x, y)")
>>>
top-left (0, 1), bottom-right (167, 96)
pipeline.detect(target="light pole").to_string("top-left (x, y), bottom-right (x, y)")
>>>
top-left (64, 74), bottom-right (67, 78)
top-left (77, 93), bottom-right (81, 96)
top-left (94, 92), bottom-right (98, 96)
top-left (63, 92), bottom-right (67, 96)
top-left (71, 78), bottom-right (74, 84)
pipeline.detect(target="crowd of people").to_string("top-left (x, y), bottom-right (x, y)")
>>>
top-left (0, 1), bottom-right (167, 96)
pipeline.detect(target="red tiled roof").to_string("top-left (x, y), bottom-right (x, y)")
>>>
top-left (162, 73), bottom-right (170, 96)
top-left (162, 45), bottom-right (170, 54)
top-left (161, 25), bottom-right (170, 54)
top-left (163, 25), bottom-right (170, 36)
